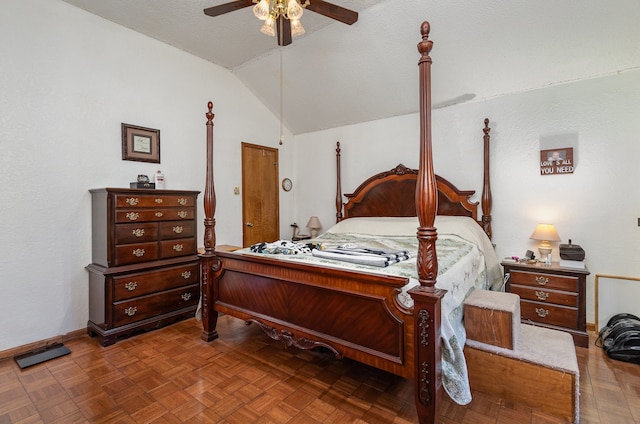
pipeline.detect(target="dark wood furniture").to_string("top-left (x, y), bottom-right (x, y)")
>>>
top-left (87, 188), bottom-right (200, 346)
top-left (502, 260), bottom-right (589, 348)
top-left (199, 22), bottom-right (494, 424)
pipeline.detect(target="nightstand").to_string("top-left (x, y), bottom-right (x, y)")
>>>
top-left (502, 260), bottom-right (589, 348)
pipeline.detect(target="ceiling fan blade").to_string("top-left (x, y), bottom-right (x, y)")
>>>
top-left (306, 0), bottom-right (358, 25)
top-left (276, 16), bottom-right (292, 46)
top-left (203, 0), bottom-right (254, 17)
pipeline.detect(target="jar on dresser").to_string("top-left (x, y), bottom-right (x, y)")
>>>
top-left (86, 188), bottom-right (200, 346)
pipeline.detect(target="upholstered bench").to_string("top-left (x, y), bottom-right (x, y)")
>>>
top-left (463, 290), bottom-right (579, 423)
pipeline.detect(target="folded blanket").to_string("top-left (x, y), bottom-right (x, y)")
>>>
top-left (312, 246), bottom-right (410, 267)
top-left (312, 249), bottom-right (390, 267)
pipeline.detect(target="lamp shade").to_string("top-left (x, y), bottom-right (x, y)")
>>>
top-left (529, 224), bottom-right (561, 243)
top-left (306, 216), bottom-right (322, 238)
top-left (306, 216), bottom-right (321, 229)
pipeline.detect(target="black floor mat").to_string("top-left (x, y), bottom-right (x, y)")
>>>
top-left (14, 343), bottom-right (71, 369)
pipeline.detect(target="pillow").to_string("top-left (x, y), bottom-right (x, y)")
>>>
top-left (327, 215), bottom-right (482, 238)
top-left (326, 217), bottom-right (420, 236)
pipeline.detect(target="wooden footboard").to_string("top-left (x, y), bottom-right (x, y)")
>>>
top-left (210, 251), bottom-right (417, 378)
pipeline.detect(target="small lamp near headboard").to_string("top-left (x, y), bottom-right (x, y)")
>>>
top-left (530, 223), bottom-right (561, 264)
top-left (307, 216), bottom-right (322, 238)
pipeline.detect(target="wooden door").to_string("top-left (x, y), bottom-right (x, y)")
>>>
top-left (242, 143), bottom-right (280, 247)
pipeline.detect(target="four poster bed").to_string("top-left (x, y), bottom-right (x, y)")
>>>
top-left (199, 22), bottom-right (499, 423)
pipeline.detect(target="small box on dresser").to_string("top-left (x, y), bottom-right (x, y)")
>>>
top-left (87, 188), bottom-right (200, 346)
top-left (502, 260), bottom-right (589, 348)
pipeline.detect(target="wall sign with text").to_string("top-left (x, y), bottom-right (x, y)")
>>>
top-left (540, 147), bottom-right (574, 175)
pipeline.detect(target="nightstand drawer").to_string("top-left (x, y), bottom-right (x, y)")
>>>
top-left (509, 285), bottom-right (578, 307)
top-left (520, 300), bottom-right (578, 328)
top-left (508, 270), bottom-right (577, 292)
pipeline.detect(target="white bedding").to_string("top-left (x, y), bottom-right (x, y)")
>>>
top-left (240, 216), bottom-right (502, 405)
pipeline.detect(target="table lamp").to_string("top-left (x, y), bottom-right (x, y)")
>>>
top-left (306, 216), bottom-right (322, 238)
top-left (530, 223), bottom-right (561, 264)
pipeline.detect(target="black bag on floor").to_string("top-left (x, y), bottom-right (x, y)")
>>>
top-left (597, 313), bottom-right (640, 364)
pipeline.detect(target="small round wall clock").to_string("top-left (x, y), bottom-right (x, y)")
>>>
top-left (281, 178), bottom-right (292, 192)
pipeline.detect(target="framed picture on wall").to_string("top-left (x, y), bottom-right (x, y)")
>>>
top-left (122, 123), bottom-right (160, 163)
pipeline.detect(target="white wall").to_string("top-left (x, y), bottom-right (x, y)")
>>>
top-left (294, 69), bottom-right (640, 325)
top-left (0, 0), bottom-right (294, 351)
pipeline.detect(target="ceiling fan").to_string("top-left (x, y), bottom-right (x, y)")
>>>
top-left (204, 0), bottom-right (358, 46)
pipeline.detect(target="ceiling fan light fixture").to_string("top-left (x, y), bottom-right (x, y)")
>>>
top-left (260, 15), bottom-right (276, 36)
top-left (286, 0), bottom-right (304, 20)
top-left (252, 0), bottom-right (271, 20)
top-left (201, 0), bottom-right (354, 45)
top-left (290, 19), bottom-right (305, 37)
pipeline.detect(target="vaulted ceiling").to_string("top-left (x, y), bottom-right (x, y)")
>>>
top-left (61, 0), bottom-right (640, 135)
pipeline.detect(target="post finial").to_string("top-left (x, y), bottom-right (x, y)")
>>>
top-left (417, 21), bottom-right (433, 62)
top-left (206, 101), bottom-right (214, 124)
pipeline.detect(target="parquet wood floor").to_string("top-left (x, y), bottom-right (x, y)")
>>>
top-left (1, 316), bottom-right (639, 423)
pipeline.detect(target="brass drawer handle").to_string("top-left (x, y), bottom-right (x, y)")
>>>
top-left (172, 226), bottom-right (183, 234)
top-left (155, 212), bottom-right (164, 217)
top-left (132, 248), bottom-right (145, 257)
top-left (181, 293), bottom-right (192, 301)
top-left (177, 198), bottom-right (188, 206)
top-left (535, 307), bottom-right (549, 318)
top-left (132, 229), bottom-right (145, 237)
top-left (155, 198), bottom-right (163, 204)
top-left (126, 212), bottom-right (139, 221)
top-left (181, 271), bottom-right (191, 279)
top-left (126, 197), bottom-right (139, 206)
top-left (173, 244), bottom-right (184, 252)
top-left (535, 291), bottom-right (549, 301)
top-left (124, 281), bottom-right (138, 291)
top-left (535, 276), bottom-right (549, 285)
top-left (124, 306), bottom-right (137, 316)
top-left (178, 211), bottom-right (188, 219)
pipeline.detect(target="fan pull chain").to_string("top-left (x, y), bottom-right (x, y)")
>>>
top-left (279, 49), bottom-right (284, 145)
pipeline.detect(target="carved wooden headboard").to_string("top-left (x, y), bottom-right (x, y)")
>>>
top-left (335, 119), bottom-right (493, 240)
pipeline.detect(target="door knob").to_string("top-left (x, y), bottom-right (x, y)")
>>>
top-left (246, 222), bottom-right (253, 227)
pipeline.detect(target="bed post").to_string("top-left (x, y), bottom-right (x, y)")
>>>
top-left (481, 118), bottom-right (492, 239)
top-left (199, 101), bottom-right (220, 342)
top-left (408, 22), bottom-right (446, 424)
top-left (335, 141), bottom-right (343, 222)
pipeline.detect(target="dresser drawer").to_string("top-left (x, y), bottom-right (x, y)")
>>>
top-left (115, 208), bottom-right (195, 223)
top-left (520, 300), bottom-right (578, 328)
top-left (508, 270), bottom-right (577, 292)
top-left (113, 263), bottom-right (199, 301)
top-left (112, 284), bottom-right (199, 327)
top-left (160, 220), bottom-right (195, 240)
top-left (114, 242), bottom-right (159, 266)
top-left (115, 194), bottom-right (196, 208)
top-left (115, 223), bottom-right (158, 244)
top-left (160, 238), bottom-right (196, 259)
top-left (509, 285), bottom-right (578, 307)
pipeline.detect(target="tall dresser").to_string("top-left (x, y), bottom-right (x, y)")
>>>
top-left (87, 188), bottom-right (200, 346)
